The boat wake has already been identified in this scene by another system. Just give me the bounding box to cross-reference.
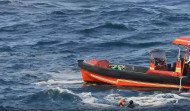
[35,79,83,85]
[105,92,190,108]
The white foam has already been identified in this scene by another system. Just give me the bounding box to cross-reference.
[56,87,97,104]
[20,70,42,75]
[52,87,112,108]
[129,93,180,107]
[105,92,190,108]
[178,92,190,99]
[104,93,121,103]
[35,79,83,85]
[80,92,97,103]
[53,87,75,95]
[45,69,82,80]
[79,92,112,107]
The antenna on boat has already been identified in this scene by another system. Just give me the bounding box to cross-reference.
[177,45,180,61]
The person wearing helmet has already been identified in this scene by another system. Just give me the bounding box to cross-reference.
[119,99,126,107]
[127,100,135,108]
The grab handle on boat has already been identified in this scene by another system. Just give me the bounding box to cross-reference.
[179,76,186,91]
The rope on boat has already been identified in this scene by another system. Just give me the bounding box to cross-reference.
[179,76,185,91]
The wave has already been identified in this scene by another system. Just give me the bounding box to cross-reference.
[152,6,190,22]
[0,0,11,4]
[81,23,136,33]
[57,87,112,107]
[58,49,75,54]
[164,13,190,22]
[51,10,67,16]
[38,69,82,80]
[99,23,133,30]
[96,41,165,48]
[27,87,112,108]
[0,46,12,52]
[0,105,24,111]
[54,87,98,104]
[0,78,15,85]
[0,23,35,33]
[103,7,155,16]
[34,40,61,46]
[57,41,79,47]
[74,40,166,54]
[105,92,190,108]
[150,19,170,26]
[0,11,17,15]
[35,79,83,85]
[51,9,94,18]
[129,93,182,107]
[31,2,56,8]
[28,87,81,103]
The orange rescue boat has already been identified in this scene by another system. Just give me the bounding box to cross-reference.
[78,37,190,90]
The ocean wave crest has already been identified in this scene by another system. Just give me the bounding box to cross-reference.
[28,87,81,102]
[35,79,83,85]
[34,40,61,46]
[81,23,136,33]
[0,46,12,52]
[105,92,190,108]
[96,41,165,48]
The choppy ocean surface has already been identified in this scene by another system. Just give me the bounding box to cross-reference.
[1,0,190,110]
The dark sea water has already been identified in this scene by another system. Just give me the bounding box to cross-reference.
[1,0,190,111]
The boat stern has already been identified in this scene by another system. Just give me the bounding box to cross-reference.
[78,58,110,83]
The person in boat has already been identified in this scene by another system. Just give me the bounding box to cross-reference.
[186,56,190,65]
[127,100,135,108]
[185,56,190,77]
[119,99,126,107]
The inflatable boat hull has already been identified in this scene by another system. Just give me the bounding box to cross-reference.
[78,60,190,89]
